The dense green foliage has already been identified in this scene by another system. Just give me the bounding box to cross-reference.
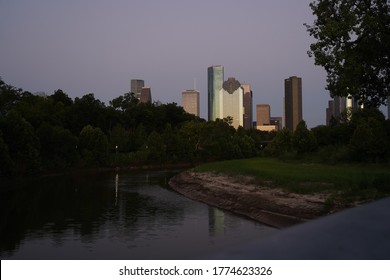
[1,78,389,177]
[305,0,390,107]
[0,79,271,176]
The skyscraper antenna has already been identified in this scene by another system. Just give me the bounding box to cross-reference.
[194,78,196,90]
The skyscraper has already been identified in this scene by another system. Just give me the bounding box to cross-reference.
[333,95,360,120]
[241,83,253,129]
[182,89,200,116]
[284,76,302,132]
[140,87,152,103]
[208,65,224,121]
[256,104,278,131]
[131,79,144,99]
[326,100,334,125]
[256,104,270,126]
[219,77,244,129]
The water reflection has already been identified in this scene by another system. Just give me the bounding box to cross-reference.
[0,170,277,259]
[115,173,119,206]
[209,208,225,237]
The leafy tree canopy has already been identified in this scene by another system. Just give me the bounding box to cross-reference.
[305,0,390,107]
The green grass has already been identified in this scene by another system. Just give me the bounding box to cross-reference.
[193,157,390,202]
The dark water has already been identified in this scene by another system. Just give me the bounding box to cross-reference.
[0,170,277,259]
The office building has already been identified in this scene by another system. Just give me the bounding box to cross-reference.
[219,77,244,129]
[131,79,144,99]
[270,117,282,131]
[326,100,334,125]
[284,76,302,132]
[140,87,152,103]
[208,65,224,121]
[256,104,271,126]
[241,83,253,129]
[182,89,200,116]
[256,104,279,131]
[333,96,345,118]
[333,95,360,120]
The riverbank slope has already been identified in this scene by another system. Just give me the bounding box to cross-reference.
[169,171,338,229]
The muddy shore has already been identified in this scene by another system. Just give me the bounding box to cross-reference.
[169,171,336,229]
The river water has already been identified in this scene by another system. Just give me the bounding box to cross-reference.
[0,170,277,259]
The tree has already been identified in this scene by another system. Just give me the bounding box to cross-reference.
[50,89,73,107]
[79,125,109,165]
[109,124,129,152]
[37,123,78,168]
[0,110,41,174]
[292,120,318,155]
[305,0,390,107]
[0,130,12,175]
[71,93,107,133]
[265,127,293,156]
[349,118,388,162]
[0,79,22,116]
[348,108,388,162]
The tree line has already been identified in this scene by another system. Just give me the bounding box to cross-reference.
[1,78,389,177]
[265,108,390,163]
[0,79,273,176]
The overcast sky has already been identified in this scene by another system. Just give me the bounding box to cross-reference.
[0,0,333,127]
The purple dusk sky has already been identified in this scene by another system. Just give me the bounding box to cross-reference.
[0,0,331,127]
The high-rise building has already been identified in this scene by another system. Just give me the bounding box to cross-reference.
[284,76,302,132]
[256,104,270,126]
[241,83,253,129]
[140,87,152,103]
[131,79,144,99]
[256,104,278,131]
[326,100,334,125]
[219,77,244,129]
[182,89,200,116]
[333,95,360,120]
[208,65,224,121]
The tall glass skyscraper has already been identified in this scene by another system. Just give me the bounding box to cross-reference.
[208,65,224,121]
[284,76,302,132]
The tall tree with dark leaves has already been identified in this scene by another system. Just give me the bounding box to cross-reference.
[305,0,390,107]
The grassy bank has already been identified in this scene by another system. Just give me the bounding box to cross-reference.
[194,157,390,205]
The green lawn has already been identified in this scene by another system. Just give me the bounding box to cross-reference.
[194,157,390,202]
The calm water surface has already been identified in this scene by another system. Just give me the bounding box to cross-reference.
[0,170,277,259]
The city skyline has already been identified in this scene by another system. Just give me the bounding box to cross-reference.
[2,0,387,128]
[0,0,331,128]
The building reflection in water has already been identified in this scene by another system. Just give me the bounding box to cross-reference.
[208,207,225,237]
[115,173,119,206]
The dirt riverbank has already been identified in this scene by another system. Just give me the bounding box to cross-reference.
[169,171,340,229]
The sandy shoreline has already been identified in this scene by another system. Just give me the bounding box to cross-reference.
[169,171,336,229]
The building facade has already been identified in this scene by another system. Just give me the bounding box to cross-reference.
[326,100,334,125]
[182,89,200,116]
[241,83,253,129]
[140,87,152,103]
[218,77,244,129]
[284,76,302,132]
[333,95,361,120]
[208,65,224,121]
[270,117,282,131]
[131,79,144,99]
[256,104,279,131]
[256,104,271,126]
